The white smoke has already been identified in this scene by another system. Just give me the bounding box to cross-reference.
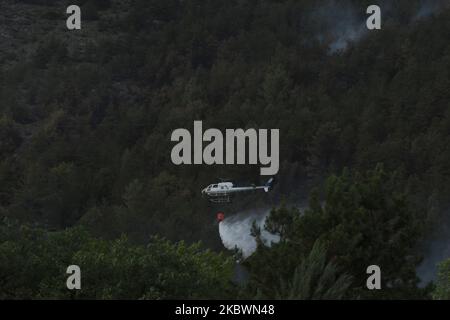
[313,0,450,54]
[219,208,280,259]
[417,211,450,286]
[417,238,450,286]
[328,26,366,53]
[415,0,450,20]
[309,0,367,54]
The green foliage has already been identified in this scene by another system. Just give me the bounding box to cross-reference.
[1,0,450,300]
[33,37,68,68]
[0,116,22,157]
[245,166,426,299]
[270,240,352,300]
[0,219,234,299]
[2,0,450,246]
[433,258,450,300]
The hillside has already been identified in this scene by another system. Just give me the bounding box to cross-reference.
[1,0,450,299]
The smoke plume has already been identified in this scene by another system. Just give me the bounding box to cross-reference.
[310,0,450,54]
[308,0,367,53]
[218,208,280,259]
[417,212,450,285]
[415,0,450,20]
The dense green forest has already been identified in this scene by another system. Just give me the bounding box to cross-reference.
[0,219,234,299]
[1,0,450,299]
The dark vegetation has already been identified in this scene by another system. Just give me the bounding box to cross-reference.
[1,0,450,299]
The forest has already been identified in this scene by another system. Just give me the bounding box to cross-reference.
[1,0,450,299]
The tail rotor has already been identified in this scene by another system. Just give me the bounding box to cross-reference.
[263,177,275,192]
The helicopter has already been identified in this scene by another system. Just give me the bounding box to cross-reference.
[201,178,274,204]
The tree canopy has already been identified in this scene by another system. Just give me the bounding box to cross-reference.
[0,219,234,299]
[0,0,449,299]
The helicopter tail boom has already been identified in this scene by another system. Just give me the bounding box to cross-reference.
[263,177,274,192]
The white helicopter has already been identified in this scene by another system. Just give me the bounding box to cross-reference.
[201,178,275,203]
